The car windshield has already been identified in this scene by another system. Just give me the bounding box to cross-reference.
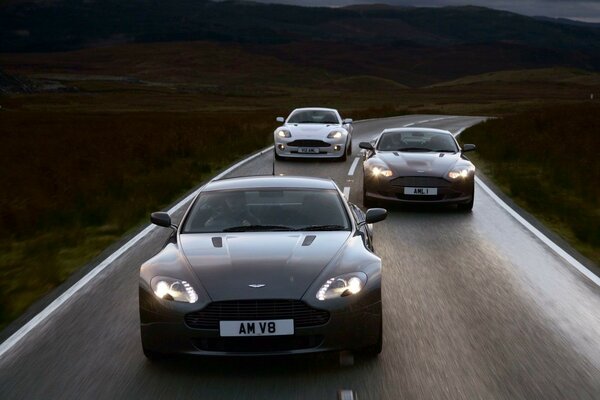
[182,188,351,233]
[287,110,340,124]
[376,131,458,152]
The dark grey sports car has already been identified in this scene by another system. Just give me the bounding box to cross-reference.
[139,176,387,359]
[360,128,476,211]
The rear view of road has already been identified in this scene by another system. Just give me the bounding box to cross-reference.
[1,115,599,399]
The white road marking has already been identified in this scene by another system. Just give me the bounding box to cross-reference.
[452,128,600,287]
[338,389,356,400]
[475,178,600,287]
[348,157,360,176]
[0,146,274,359]
[403,116,456,128]
[343,187,351,200]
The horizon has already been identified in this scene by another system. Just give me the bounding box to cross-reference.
[243,0,600,23]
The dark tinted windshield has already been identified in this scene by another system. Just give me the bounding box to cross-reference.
[377,131,458,152]
[182,189,351,233]
[287,110,340,124]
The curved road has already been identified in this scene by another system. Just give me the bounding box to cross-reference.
[1,115,600,399]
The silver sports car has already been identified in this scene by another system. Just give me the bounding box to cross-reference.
[273,107,353,161]
[360,128,476,211]
[139,176,387,359]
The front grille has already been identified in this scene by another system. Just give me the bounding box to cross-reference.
[192,335,324,352]
[391,176,451,188]
[287,140,331,147]
[184,300,330,330]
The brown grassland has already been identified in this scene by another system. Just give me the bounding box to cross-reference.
[1,41,599,330]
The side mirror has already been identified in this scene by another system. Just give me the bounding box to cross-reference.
[365,208,387,224]
[151,212,172,228]
[343,118,353,124]
[462,144,476,152]
[276,117,285,123]
[359,142,374,151]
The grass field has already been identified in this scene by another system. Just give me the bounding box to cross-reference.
[1,41,599,331]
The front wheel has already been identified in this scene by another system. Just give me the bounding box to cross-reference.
[363,186,375,208]
[274,148,283,161]
[142,346,168,362]
[457,187,474,212]
[361,317,382,357]
[346,139,352,156]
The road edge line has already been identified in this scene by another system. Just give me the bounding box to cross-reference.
[454,127,600,287]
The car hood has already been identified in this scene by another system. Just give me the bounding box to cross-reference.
[283,123,344,139]
[375,151,460,176]
[180,232,351,301]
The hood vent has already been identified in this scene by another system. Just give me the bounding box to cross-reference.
[302,235,316,246]
[212,237,223,248]
[439,153,445,158]
[393,152,399,156]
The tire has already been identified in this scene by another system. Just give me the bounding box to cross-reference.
[362,317,382,357]
[457,187,474,212]
[346,139,352,156]
[274,148,283,161]
[142,346,168,362]
[363,186,375,208]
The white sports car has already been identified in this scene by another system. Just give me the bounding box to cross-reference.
[274,107,353,161]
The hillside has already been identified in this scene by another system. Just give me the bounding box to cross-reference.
[1,1,600,86]
[428,68,600,88]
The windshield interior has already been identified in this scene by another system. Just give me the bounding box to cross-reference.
[287,110,339,124]
[182,189,351,233]
[377,131,458,152]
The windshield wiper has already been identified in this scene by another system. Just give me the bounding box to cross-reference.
[432,149,457,153]
[222,225,293,232]
[295,224,347,231]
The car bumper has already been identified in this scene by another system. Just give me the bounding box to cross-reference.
[364,174,474,205]
[140,287,381,356]
[274,138,347,159]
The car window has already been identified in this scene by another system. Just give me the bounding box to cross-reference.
[182,189,351,233]
[377,131,458,152]
[287,110,339,124]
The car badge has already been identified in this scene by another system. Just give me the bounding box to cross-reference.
[248,284,266,288]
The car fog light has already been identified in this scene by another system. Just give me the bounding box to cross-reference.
[334,145,341,151]
[278,144,285,150]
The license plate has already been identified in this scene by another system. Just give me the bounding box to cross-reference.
[404,187,438,195]
[298,147,319,154]
[219,319,294,337]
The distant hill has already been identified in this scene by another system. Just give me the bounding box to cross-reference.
[1,0,600,85]
[428,67,600,88]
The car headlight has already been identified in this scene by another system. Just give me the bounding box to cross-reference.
[327,131,343,139]
[276,129,291,138]
[151,276,198,303]
[448,165,475,179]
[316,272,367,301]
[371,166,393,178]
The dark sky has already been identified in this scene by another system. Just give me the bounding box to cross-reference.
[249,0,600,22]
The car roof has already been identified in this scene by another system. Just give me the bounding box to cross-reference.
[290,107,339,113]
[380,127,453,135]
[204,176,339,192]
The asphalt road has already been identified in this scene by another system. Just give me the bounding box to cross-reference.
[1,115,599,399]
